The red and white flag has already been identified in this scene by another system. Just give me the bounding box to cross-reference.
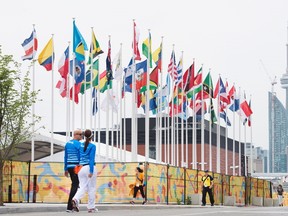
[21,28,38,61]
[133,21,141,61]
[240,100,253,118]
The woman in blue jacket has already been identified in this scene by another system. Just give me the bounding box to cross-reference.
[72,129,97,213]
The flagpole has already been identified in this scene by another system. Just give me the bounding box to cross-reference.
[50,34,55,158]
[250,95,253,175]
[31,24,36,162]
[66,42,71,141]
[145,29,151,162]
[232,84,236,176]
[216,74,221,173]
[244,112,247,176]
[159,37,163,163]
[97,56,101,159]
[90,27,94,130]
[180,51,184,167]
[123,78,127,162]
[207,70,212,171]
[106,35,111,161]
[238,88,242,176]
[118,43,123,162]
[132,19,137,162]
[225,80,229,175]
[111,94,114,160]
[72,18,76,133]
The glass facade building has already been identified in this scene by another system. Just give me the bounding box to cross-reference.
[268,92,288,173]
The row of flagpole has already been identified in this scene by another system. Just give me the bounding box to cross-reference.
[21,19,254,175]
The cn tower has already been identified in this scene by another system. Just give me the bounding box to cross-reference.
[280,26,288,109]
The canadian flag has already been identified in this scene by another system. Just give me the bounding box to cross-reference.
[56,77,67,98]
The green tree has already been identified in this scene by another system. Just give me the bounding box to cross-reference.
[0,46,39,206]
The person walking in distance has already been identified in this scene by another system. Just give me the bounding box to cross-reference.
[130,167,147,205]
[72,129,97,213]
[64,129,82,212]
[277,184,284,206]
[201,170,214,206]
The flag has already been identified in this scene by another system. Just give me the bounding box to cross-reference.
[73,20,88,61]
[56,77,67,98]
[141,90,157,112]
[240,100,253,119]
[88,30,103,64]
[80,60,99,94]
[228,84,236,101]
[214,76,229,104]
[220,109,231,126]
[106,38,113,86]
[209,98,217,124]
[229,92,240,112]
[56,47,69,98]
[124,58,134,85]
[58,46,69,78]
[69,82,81,104]
[133,21,141,61]
[148,65,159,90]
[248,99,252,126]
[152,42,162,71]
[139,63,159,93]
[21,28,38,61]
[112,48,123,81]
[175,55,183,86]
[186,66,202,99]
[135,60,148,91]
[70,59,85,84]
[101,90,119,113]
[183,62,194,92]
[203,72,213,99]
[155,74,171,98]
[177,100,189,120]
[92,88,98,115]
[177,62,194,92]
[167,50,177,81]
[142,32,152,68]
[99,70,112,93]
[38,37,54,71]
[189,98,207,121]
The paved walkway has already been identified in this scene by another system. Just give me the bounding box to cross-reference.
[0,203,223,214]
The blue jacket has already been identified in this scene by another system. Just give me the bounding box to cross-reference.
[64,139,81,171]
[79,142,96,174]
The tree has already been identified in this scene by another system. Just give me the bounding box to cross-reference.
[0,46,39,206]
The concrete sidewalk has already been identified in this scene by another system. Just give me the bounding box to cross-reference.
[0,203,217,214]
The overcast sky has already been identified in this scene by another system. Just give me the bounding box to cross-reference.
[1,0,288,150]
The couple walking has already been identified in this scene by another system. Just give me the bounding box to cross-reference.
[64,129,97,213]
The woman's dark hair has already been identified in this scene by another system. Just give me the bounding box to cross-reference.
[136,167,143,173]
[84,129,93,152]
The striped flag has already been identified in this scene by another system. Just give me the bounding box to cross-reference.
[21,28,38,61]
[167,50,177,81]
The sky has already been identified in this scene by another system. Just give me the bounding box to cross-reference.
[1,0,288,150]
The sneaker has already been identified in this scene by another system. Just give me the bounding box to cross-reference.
[88,208,98,213]
[142,200,147,205]
[211,204,214,206]
[72,199,79,212]
[201,204,206,206]
[130,201,135,205]
[66,210,74,213]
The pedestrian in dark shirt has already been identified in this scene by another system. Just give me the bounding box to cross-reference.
[201,170,214,206]
[277,184,284,206]
[64,129,82,212]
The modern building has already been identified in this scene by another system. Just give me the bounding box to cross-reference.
[268,92,288,173]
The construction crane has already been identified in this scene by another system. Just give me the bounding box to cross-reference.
[260,59,277,173]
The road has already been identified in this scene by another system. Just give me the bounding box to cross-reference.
[1,206,287,216]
